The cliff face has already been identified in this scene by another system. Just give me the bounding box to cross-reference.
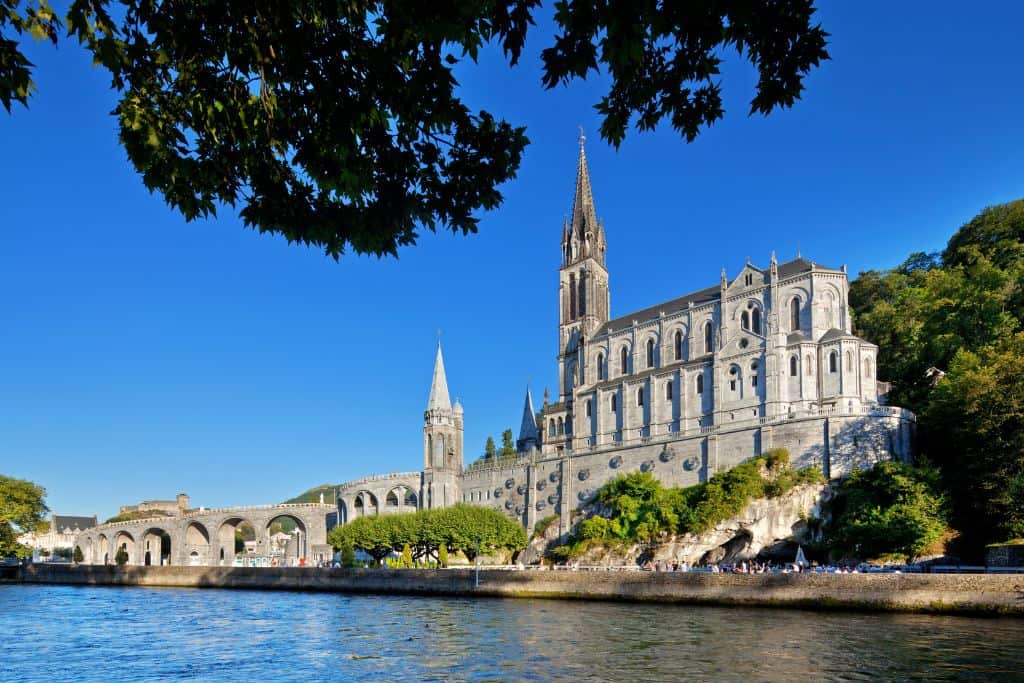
[541,483,830,567]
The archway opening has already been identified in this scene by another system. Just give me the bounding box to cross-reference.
[142,528,172,566]
[218,518,256,566]
[185,522,211,566]
[267,515,307,565]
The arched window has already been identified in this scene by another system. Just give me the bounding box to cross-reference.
[846,350,853,372]
[557,417,564,435]
[674,331,683,360]
[829,351,838,373]
[704,322,713,354]
[620,346,629,375]
[750,361,759,387]
[729,366,738,392]
[569,273,577,319]
[791,297,801,331]
[790,355,798,376]
[826,291,836,328]
[741,311,750,330]
[752,308,761,334]
[696,374,704,394]
[666,380,673,401]
[578,273,587,316]
[863,358,872,377]
[806,354,815,376]
[610,394,617,413]
[548,419,556,437]
[586,399,592,417]
[597,352,605,381]
[646,339,655,368]
[637,387,644,407]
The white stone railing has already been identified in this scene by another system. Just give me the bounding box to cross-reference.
[337,471,422,490]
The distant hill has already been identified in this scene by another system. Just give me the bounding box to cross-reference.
[104,510,174,524]
[283,484,338,505]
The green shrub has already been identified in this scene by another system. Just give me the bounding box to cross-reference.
[438,543,448,567]
[114,548,128,566]
[533,514,559,538]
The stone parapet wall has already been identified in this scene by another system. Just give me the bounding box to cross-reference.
[15,565,1024,616]
[986,544,1024,567]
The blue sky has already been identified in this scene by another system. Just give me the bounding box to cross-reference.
[2,2,1022,521]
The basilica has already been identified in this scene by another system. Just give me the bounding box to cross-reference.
[334,141,915,536]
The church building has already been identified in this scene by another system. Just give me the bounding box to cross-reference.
[334,139,915,535]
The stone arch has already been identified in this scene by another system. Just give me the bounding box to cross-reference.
[266,514,307,562]
[142,526,172,566]
[184,521,211,566]
[97,533,110,565]
[671,326,686,361]
[644,334,658,368]
[218,517,256,566]
[112,530,136,566]
[353,491,378,517]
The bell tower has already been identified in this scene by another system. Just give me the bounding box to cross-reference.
[422,342,462,508]
[558,132,610,401]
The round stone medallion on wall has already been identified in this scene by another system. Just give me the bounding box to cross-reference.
[515,505,525,515]
[536,501,546,511]
[577,490,592,502]
[505,500,514,510]
[609,455,623,469]
[659,446,676,463]
[536,480,546,491]
[683,455,700,471]
[493,488,503,498]
[578,469,590,481]
[549,471,560,483]
[547,493,558,505]
[505,478,514,489]
[640,460,655,473]
[516,484,527,495]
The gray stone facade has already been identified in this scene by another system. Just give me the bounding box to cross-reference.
[333,139,915,534]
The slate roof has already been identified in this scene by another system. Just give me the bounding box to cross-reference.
[53,515,97,532]
[594,258,838,338]
[517,386,539,443]
[819,328,863,343]
[426,343,451,411]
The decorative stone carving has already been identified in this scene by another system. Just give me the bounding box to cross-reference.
[505,478,514,489]
[659,446,676,463]
[683,455,700,471]
[641,460,655,473]
[578,469,590,481]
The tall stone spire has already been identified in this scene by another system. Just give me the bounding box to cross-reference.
[516,385,539,452]
[569,130,599,244]
[426,342,451,412]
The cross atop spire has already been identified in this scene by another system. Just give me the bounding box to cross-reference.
[426,342,451,412]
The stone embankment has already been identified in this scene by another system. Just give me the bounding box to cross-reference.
[8,564,1024,616]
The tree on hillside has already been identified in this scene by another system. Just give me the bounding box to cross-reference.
[0,474,48,558]
[3,0,828,258]
[500,429,515,457]
[484,436,496,460]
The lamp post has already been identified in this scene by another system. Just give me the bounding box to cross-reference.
[475,536,481,588]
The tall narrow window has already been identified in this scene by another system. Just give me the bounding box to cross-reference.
[557,417,564,435]
[597,353,605,380]
[791,297,801,331]
[829,351,838,373]
[674,331,683,360]
[807,354,814,376]
[621,346,629,375]
[752,308,761,334]
[790,355,798,377]
[704,322,713,354]
[578,272,586,316]
[741,311,750,330]
[666,380,673,401]
[549,419,556,437]
[569,273,577,319]
[586,399,592,417]
[864,358,872,377]
[696,374,704,394]
[611,394,617,413]
[646,339,655,368]
[846,351,853,372]
[637,388,644,407]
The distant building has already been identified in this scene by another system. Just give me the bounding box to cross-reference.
[118,493,190,517]
[19,514,97,552]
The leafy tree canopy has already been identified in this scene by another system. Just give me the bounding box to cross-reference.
[328,503,526,562]
[3,0,828,258]
[823,461,948,561]
[849,198,1024,557]
[0,474,48,558]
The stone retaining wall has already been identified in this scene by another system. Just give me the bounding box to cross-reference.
[14,564,1024,615]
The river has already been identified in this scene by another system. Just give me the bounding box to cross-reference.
[3,584,1023,681]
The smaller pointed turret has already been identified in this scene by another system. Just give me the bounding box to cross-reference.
[516,385,540,452]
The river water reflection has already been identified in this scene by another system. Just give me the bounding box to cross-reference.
[3,584,1023,681]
